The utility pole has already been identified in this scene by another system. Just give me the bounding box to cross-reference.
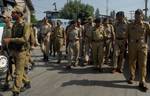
[129,11,134,20]
[53,2,57,11]
[106,0,109,16]
[144,0,148,20]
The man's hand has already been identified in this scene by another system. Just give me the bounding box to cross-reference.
[4,38,11,44]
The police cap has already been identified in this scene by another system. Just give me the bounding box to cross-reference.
[94,18,101,23]
[135,9,143,15]
[116,11,125,17]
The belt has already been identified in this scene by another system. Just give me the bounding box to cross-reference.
[116,37,126,40]
[57,36,63,38]
[129,39,145,43]
[69,39,79,42]
[92,40,103,42]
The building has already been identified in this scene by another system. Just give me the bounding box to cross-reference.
[44,11,60,20]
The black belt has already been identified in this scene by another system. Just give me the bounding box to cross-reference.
[129,39,145,43]
[92,40,103,42]
[116,37,126,40]
[69,39,79,42]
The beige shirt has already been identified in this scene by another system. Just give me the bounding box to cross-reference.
[127,21,150,42]
[114,22,128,39]
[92,25,105,41]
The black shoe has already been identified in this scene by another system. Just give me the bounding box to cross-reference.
[20,87,26,92]
[24,82,31,89]
[13,92,19,96]
[98,68,103,73]
[116,69,123,73]
[20,82,31,92]
[127,79,134,84]
[3,83,10,91]
[65,65,71,70]
[57,60,61,64]
[139,83,148,92]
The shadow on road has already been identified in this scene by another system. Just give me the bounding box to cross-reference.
[61,79,138,89]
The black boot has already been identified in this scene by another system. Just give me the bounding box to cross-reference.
[139,82,148,92]
[12,92,19,96]
[43,54,46,61]
[20,82,31,92]
[3,83,10,91]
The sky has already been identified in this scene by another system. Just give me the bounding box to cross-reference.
[32,0,150,20]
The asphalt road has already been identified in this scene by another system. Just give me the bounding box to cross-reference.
[0,47,150,96]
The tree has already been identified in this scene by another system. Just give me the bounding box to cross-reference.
[60,0,94,20]
[95,8,100,18]
[31,14,37,24]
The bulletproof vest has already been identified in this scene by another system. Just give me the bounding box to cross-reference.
[11,22,25,51]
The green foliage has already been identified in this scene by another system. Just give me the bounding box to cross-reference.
[95,8,100,18]
[31,14,37,24]
[60,0,94,20]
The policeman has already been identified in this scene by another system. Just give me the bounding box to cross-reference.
[76,19,84,65]
[2,12,14,91]
[49,21,56,56]
[127,9,150,92]
[103,18,115,65]
[66,20,80,69]
[25,24,35,70]
[4,6,31,96]
[83,16,95,65]
[53,20,65,63]
[112,11,127,73]
[40,17,51,61]
[91,18,105,72]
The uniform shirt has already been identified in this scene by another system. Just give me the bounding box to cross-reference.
[2,24,12,49]
[127,21,150,42]
[92,25,105,41]
[54,26,65,38]
[68,27,80,41]
[10,21,31,51]
[104,24,115,39]
[3,25,12,38]
[40,23,51,36]
[84,23,95,38]
[114,21,128,39]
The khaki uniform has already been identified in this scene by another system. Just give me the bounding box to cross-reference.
[49,27,56,56]
[67,27,80,66]
[83,23,94,63]
[78,25,84,62]
[54,26,65,62]
[113,21,127,71]
[103,24,115,64]
[40,23,51,60]
[91,25,105,68]
[2,24,15,85]
[127,21,150,83]
[26,26,35,68]
[10,21,31,93]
